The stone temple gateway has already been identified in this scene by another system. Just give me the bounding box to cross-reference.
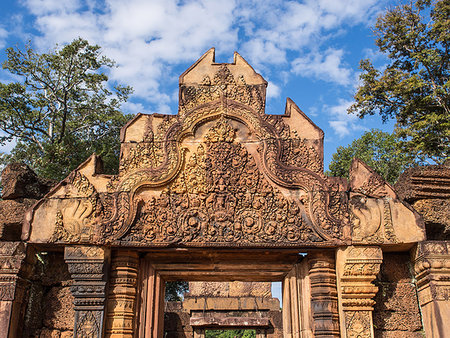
[0,49,448,337]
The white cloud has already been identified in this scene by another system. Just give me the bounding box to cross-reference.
[0,27,7,49]
[325,99,365,137]
[3,0,384,115]
[266,81,281,99]
[292,49,352,85]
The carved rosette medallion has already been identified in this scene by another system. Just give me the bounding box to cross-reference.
[338,246,383,338]
[64,246,110,338]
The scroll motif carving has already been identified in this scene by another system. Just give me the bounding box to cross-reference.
[122,118,322,245]
[52,171,99,243]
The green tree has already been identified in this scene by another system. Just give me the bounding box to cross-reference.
[165,281,189,301]
[0,38,132,179]
[205,329,256,338]
[349,0,449,164]
[327,129,413,184]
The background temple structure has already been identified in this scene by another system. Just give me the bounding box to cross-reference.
[0,48,448,337]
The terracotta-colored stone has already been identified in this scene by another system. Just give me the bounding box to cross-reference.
[395,164,450,202]
[0,198,35,240]
[1,162,54,200]
[42,287,74,331]
[378,253,412,284]
[38,328,61,338]
[8,49,447,338]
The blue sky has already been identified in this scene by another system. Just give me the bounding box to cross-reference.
[0,0,400,168]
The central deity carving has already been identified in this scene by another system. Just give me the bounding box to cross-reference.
[123,118,322,245]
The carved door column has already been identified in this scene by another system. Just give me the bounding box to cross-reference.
[0,242,33,338]
[64,246,110,338]
[105,251,139,337]
[138,258,165,337]
[336,246,382,338]
[282,261,313,338]
[308,252,339,337]
[414,241,450,337]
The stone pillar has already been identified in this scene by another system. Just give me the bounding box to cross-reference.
[336,246,382,338]
[414,241,450,338]
[64,245,110,338]
[138,259,165,338]
[282,261,313,338]
[308,252,339,337]
[105,251,139,338]
[0,242,32,338]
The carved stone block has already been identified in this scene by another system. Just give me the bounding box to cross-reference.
[64,246,110,338]
[413,241,450,337]
[337,246,383,338]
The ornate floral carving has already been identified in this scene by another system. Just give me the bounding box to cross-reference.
[179,65,265,114]
[122,118,322,245]
[76,310,101,337]
[344,311,371,338]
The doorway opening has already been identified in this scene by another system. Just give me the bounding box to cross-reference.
[205,329,256,337]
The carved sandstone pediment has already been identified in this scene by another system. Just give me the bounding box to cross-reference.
[23,49,424,248]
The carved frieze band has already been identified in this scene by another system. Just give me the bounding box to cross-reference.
[338,246,383,338]
[308,252,340,337]
[64,246,110,338]
[0,242,27,301]
[414,241,450,306]
[105,251,139,337]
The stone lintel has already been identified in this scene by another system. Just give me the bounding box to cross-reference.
[183,296,280,311]
[190,316,270,328]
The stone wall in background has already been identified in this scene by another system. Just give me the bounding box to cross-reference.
[395,163,450,240]
[165,281,282,338]
[373,253,423,337]
[23,252,74,337]
[0,163,71,337]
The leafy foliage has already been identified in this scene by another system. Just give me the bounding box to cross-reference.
[0,38,133,179]
[349,0,449,164]
[205,329,256,338]
[165,281,189,301]
[327,129,413,184]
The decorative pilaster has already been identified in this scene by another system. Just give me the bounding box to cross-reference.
[414,241,450,337]
[308,252,340,337]
[282,261,313,337]
[0,241,32,338]
[138,259,165,337]
[336,246,383,338]
[105,251,139,337]
[65,246,110,338]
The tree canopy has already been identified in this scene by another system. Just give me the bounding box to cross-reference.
[349,0,449,164]
[327,129,413,184]
[0,38,132,179]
